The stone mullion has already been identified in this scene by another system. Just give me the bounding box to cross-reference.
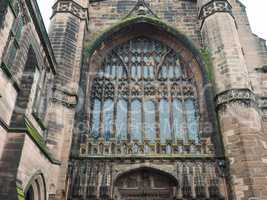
[112,89,117,140]
[128,41,133,143]
[180,76,188,143]
[127,97,131,142]
[141,48,145,143]
[112,66,119,140]
[141,95,145,143]
[191,164,196,198]
[155,96,160,140]
[99,96,104,139]
[168,80,175,144]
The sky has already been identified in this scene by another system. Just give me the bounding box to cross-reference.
[37,0,267,42]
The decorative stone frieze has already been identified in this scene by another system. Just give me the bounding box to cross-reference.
[215,89,256,109]
[199,0,232,20]
[52,0,88,20]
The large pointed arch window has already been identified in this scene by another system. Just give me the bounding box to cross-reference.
[90,37,199,147]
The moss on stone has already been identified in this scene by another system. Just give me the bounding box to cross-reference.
[84,16,200,58]
[16,185,25,200]
[25,119,60,165]
[200,48,214,82]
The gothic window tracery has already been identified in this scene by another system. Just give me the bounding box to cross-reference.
[90,37,199,149]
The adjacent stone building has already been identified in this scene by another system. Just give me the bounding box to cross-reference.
[0,0,267,199]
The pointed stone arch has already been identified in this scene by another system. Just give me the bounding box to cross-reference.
[24,171,47,200]
[85,16,209,86]
[81,16,223,156]
[113,166,178,200]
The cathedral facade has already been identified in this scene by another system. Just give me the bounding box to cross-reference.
[1,0,267,199]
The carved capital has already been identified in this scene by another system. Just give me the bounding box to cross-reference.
[215,89,256,109]
[52,0,88,20]
[199,0,232,20]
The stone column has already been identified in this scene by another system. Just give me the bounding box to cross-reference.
[46,0,88,199]
[198,0,267,199]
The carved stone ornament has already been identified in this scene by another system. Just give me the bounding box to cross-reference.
[52,86,78,108]
[126,0,158,18]
[215,89,256,108]
[199,0,232,20]
[52,0,88,20]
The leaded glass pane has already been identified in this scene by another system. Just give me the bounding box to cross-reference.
[160,99,171,143]
[103,99,113,141]
[185,99,198,142]
[131,100,142,141]
[173,99,183,141]
[144,100,156,142]
[116,99,128,140]
[91,99,101,138]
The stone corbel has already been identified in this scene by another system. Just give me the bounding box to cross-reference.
[52,86,78,108]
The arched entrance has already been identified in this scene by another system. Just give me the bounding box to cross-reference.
[25,186,34,200]
[24,173,46,200]
[114,167,178,200]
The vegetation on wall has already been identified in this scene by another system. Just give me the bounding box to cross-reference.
[200,48,214,82]
[25,119,60,165]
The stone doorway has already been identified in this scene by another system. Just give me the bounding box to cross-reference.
[114,168,177,200]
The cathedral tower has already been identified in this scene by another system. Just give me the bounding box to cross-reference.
[198,0,267,199]
[47,0,88,198]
